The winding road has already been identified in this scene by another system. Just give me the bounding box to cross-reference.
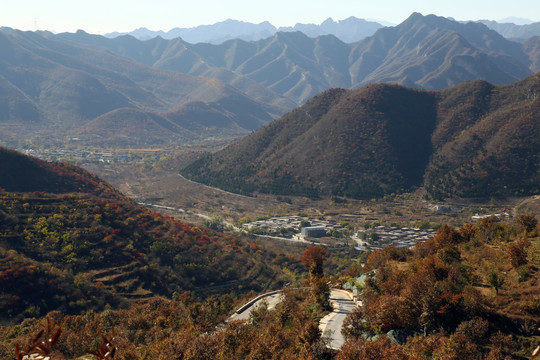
[227,289,356,349]
[228,291,285,322]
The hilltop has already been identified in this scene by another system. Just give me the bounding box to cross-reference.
[0,147,122,199]
[182,73,540,200]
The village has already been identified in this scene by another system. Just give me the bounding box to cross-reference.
[21,147,136,163]
[242,215,437,250]
[20,147,161,164]
[242,215,343,234]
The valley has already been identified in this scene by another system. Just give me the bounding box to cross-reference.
[76,146,531,233]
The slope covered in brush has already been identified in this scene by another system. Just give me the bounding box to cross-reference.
[0,149,292,323]
[345,216,540,359]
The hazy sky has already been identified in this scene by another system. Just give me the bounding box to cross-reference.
[3,0,539,34]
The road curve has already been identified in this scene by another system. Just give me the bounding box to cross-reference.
[228,291,285,322]
[226,288,357,350]
[319,289,356,349]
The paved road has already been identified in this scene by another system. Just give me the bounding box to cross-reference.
[137,202,242,231]
[319,289,356,349]
[253,234,317,245]
[228,292,285,322]
[177,174,254,200]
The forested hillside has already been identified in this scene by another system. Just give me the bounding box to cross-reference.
[339,216,540,359]
[182,73,540,200]
[0,147,121,199]
[426,75,540,198]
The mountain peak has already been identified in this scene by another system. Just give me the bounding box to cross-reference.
[406,12,426,21]
[401,12,452,27]
[321,18,336,26]
[274,30,309,40]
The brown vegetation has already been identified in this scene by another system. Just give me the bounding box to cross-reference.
[341,217,540,359]
[1,289,334,360]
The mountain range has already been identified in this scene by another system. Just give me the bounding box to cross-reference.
[181,72,540,200]
[104,16,540,45]
[1,13,539,147]
[57,13,540,104]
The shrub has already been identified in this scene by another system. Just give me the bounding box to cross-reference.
[508,239,529,268]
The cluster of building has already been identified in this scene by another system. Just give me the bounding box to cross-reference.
[354,226,437,250]
[242,216,344,237]
[471,210,511,222]
[21,148,136,164]
[243,216,439,249]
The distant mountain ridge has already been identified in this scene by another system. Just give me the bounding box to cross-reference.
[478,20,540,41]
[279,17,384,43]
[105,17,384,44]
[104,16,540,46]
[181,73,540,200]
